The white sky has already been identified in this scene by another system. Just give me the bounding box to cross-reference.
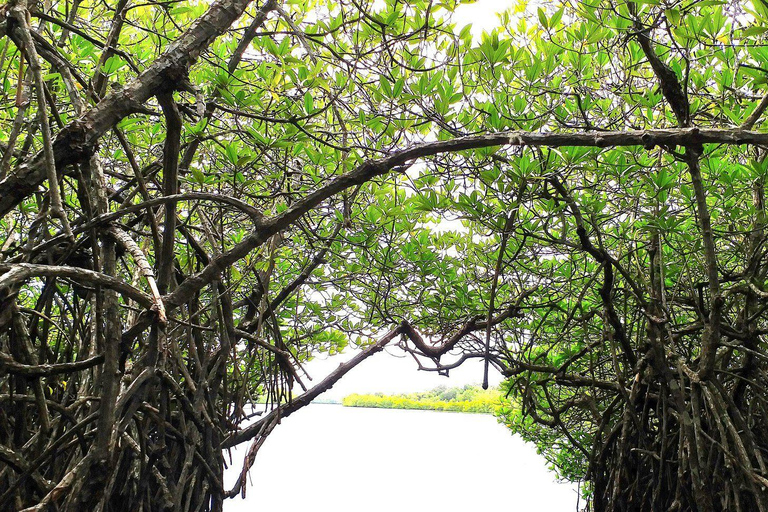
[301,345,503,400]
[454,0,513,39]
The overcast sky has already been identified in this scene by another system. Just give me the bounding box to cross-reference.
[455,0,510,39]
[300,344,503,400]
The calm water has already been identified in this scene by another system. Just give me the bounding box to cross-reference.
[223,405,579,511]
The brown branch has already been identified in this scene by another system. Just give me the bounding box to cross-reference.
[400,289,533,359]
[484,182,525,388]
[549,176,637,367]
[156,91,182,295]
[0,352,104,377]
[0,79,28,179]
[631,5,690,127]
[687,149,722,380]
[0,444,53,494]
[165,126,763,312]
[229,0,278,73]
[8,1,72,236]
[742,92,768,130]
[90,0,130,100]
[502,361,622,392]
[222,323,404,448]
[0,263,153,308]
[108,226,166,324]
[0,0,265,217]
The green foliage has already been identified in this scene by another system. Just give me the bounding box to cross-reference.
[4,0,768,509]
[496,382,590,482]
[342,385,504,414]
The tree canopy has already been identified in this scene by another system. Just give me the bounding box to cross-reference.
[1,0,768,510]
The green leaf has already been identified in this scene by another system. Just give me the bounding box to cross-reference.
[304,91,314,113]
[537,8,548,30]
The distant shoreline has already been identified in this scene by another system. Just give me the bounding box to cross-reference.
[341,386,502,414]
[342,402,493,414]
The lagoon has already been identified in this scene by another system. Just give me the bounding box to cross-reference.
[223,404,579,511]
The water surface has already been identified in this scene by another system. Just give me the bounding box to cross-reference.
[223,404,579,511]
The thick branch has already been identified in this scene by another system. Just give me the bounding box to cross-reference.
[400,290,532,359]
[222,324,404,448]
[631,7,690,127]
[0,0,274,217]
[0,263,153,308]
[108,226,166,324]
[164,127,767,311]
[687,149,721,380]
[0,352,104,377]
[9,1,71,234]
[156,92,182,295]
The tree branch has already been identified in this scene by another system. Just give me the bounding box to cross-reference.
[0,0,270,217]
[222,323,405,448]
[0,263,153,308]
[0,352,104,377]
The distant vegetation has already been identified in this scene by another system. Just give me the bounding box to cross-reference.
[342,385,502,414]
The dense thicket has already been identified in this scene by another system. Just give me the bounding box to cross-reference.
[1,0,768,510]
